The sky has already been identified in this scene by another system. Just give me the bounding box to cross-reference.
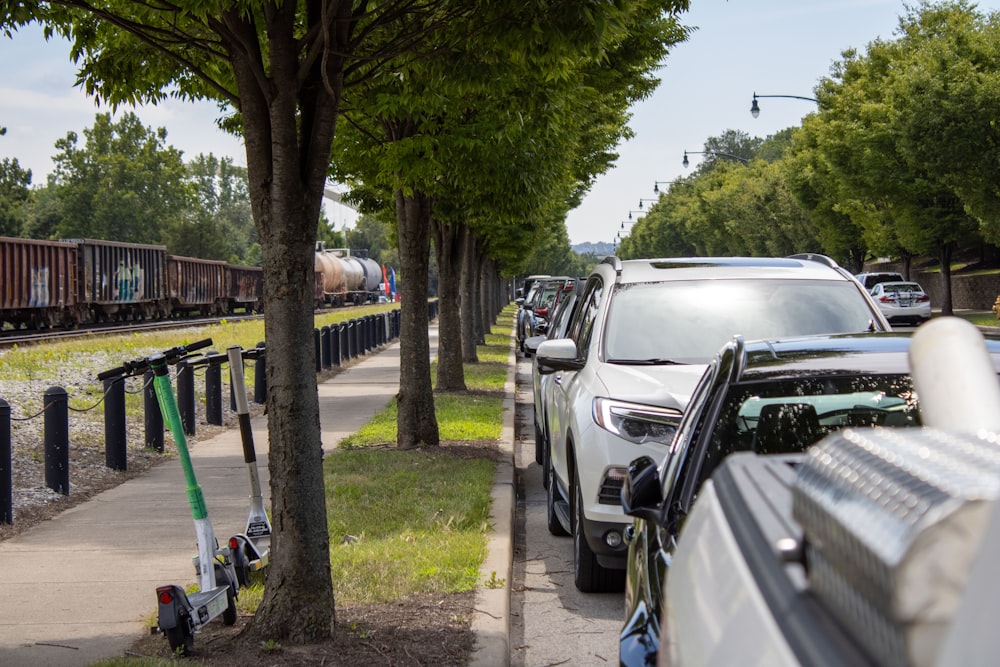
[3,1,1000,245]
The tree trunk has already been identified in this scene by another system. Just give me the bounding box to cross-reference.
[473,237,487,345]
[223,6,341,642]
[939,243,954,316]
[396,189,439,448]
[433,219,467,389]
[460,228,479,363]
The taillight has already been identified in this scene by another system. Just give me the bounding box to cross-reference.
[229,536,240,550]
[537,307,548,318]
[916,295,930,302]
[879,296,893,303]
[158,588,174,605]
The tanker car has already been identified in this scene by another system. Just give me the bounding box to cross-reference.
[314,245,387,306]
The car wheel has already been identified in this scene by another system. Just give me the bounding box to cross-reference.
[546,460,569,537]
[573,468,625,593]
[534,420,545,465]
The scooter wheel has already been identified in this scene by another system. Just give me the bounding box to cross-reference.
[215,563,239,626]
[164,624,194,655]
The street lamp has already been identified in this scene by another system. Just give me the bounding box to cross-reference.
[627,210,644,221]
[750,92,819,118]
[654,179,692,194]
[638,198,657,209]
[683,150,749,168]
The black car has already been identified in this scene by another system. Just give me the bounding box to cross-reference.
[618,331,1000,667]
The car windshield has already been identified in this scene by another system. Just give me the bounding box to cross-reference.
[603,279,878,363]
[692,374,919,494]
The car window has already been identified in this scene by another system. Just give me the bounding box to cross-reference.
[680,373,919,513]
[602,279,879,363]
[568,278,604,360]
[882,283,922,293]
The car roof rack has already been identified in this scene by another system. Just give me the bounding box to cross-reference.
[601,255,623,276]
[787,253,841,269]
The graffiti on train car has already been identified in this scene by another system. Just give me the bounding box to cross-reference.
[29,267,50,307]
[112,259,146,302]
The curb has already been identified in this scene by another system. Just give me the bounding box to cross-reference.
[469,320,517,666]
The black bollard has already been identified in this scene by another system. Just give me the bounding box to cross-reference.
[44,386,69,496]
[254,343,267,404]
[1,399,11,524]
[347,320,356,359]
[144,370,164,452]
[340,322,350,361]
[103,376,127,471]
[314,328,322,373]
[332,323,342,366]
[177,359,196,436]
[205,351,224,426]
[321,325,332,369]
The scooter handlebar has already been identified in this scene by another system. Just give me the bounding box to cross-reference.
[97,338,214,381]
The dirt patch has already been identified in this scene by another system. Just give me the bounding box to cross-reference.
[125,591,476,666]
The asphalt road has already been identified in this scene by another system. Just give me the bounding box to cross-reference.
[509,355,623,666]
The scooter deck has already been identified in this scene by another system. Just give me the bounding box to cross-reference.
[187,585,231,628]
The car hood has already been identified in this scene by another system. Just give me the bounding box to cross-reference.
[595,362,708,413]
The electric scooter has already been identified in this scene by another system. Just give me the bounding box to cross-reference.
[225,344,271,586]
[98,339,239,655]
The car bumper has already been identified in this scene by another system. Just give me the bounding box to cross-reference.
[877,302,931,322]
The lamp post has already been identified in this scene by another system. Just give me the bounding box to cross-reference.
[683,150,749,168]
[638,198,657,210]
[627,209,644,221]
[750,92,819,118]
[653,179,692,194]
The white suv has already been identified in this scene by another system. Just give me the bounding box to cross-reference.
[535,255,890,592]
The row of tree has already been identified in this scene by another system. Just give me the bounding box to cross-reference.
[619,0,1000,315]
[2,0,693,646]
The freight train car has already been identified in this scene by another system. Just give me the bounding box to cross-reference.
[70,238,170,322]
[313,245,388,306]
[225,264,264,313]
[0,236,79,329]
[167,255,227,316]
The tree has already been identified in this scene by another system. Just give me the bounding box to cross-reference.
[50,112,190,244]
[0,126,33,237]
[164,154,257,262]
[808,2,983,313]
[329,1,690,447]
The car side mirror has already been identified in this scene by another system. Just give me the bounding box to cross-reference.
[536,339,584,374]
[622,455,664,523]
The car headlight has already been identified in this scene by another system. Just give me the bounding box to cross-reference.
[592,398,681,445]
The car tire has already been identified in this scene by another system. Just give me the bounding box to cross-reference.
[534,420,545,465]
[546,460,569,537]
[573,468,625,593]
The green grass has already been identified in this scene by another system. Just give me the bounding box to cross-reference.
[324,447,494,604]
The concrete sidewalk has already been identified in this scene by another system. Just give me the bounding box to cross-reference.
[0,323,514,666]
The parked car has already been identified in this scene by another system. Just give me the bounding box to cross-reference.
[617,331,1000,666]
[524,278,586,467]
[870,280,931,324]
[535,255,891,592]
[518,276,572,354]
[854,270,904,290]
[526,277,578,342]
[515,278,546,351]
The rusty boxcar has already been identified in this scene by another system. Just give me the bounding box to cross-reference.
[0,236,80,328]
[167,255,227,315]
[67,238,170,322]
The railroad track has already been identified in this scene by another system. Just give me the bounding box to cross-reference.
[0,314,261,349]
